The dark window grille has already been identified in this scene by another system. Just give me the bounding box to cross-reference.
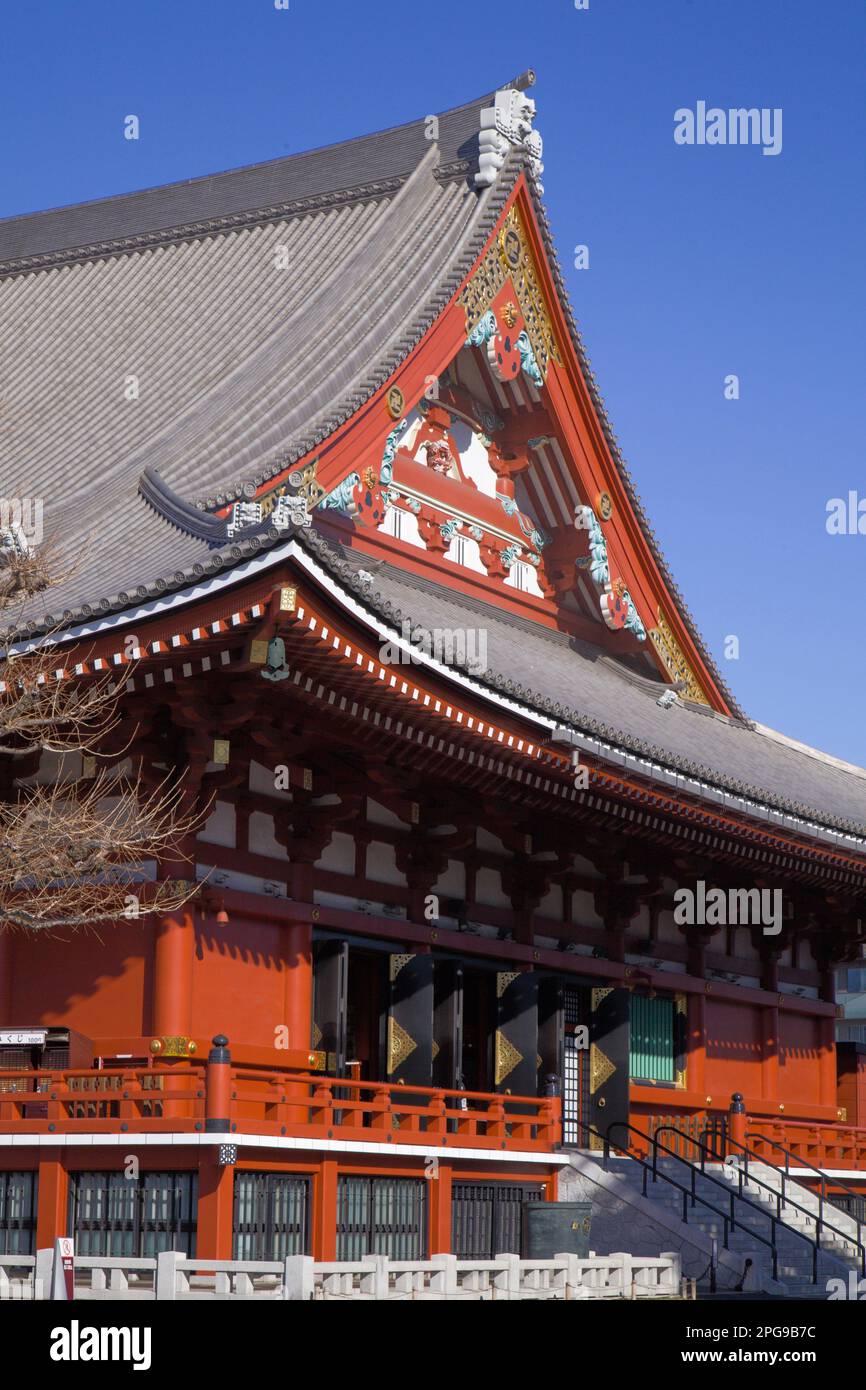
[43,1045,70,1070]
[822,1193,866,1224]
[336,1176,427,1261]
[0,1172,37,1255]
[563,986,589,1145]
[69,1171,197,1257]
[452,1182,545,1258]
[232,1173,311,1260]
[0,1048,30,1069]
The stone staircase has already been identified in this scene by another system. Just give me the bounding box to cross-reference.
[561,1149,863,1299]
[718,1159,865,1283]
[638,1156,862,1297]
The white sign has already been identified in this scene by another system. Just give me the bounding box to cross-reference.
[0,1030,46,1047]
[52,1237,75,1300]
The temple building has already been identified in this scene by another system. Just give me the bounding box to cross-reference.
[2,72,866,1270]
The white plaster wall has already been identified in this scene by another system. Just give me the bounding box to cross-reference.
[504,559,544,598]
[249,759,293,801]
[536,884,561,919]
[380,504,424,548]
[315,830,356,875]
[366,798,408,830]
[572,855,601,878]
[476,827,507,854]
[247,810,287,860]
[366,839,405,888]
[655,909,683,947]
[729,927,760,965]
[571,889,604,928]
[431,859,465,897]
[451,422,498,497]
[197,800,236,848]
[474,865,510,910]
[444,531,486,575]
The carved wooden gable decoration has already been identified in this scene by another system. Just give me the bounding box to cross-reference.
[217,180,725,713]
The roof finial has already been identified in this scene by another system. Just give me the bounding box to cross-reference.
[475,86,544,193]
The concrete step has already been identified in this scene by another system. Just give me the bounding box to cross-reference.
[566,1149,858,1297]
[623,1168,863,1255]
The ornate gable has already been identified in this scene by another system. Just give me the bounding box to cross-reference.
[212,176,723,711]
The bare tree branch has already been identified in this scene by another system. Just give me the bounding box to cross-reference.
[0,651,128,753]
[0,769,206,932]
[0,533,74,613]
[0,536,207,931]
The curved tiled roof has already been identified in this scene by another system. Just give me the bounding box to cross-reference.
[0,86,518,626]
[299,532,866,843]
[0,73,741,722]
[2,71,857,838]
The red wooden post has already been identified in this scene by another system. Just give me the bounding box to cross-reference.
[311,1079,334,1131]
[538,1096,560,1148]
[429,1159,452,1254]
[369,1084,391,1131]
[428,1091,447,1138]
[117,1070,138,1125]
[205,1035,232,1132]
[314,1158,338,1260]
[728,1092,747,1154]
[487,1097,506,1140]
[197,1156,235,1260]
[35,1151,68,1250]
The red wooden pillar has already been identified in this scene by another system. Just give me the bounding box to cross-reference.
[196,1157,235,1260]
[152,905,195,1038]
[761,1003,779,1105]
[686,938,710,1104]
[281,919,313,1124]
[282,921,313,1054]
[152,900,196,1121]
[35,1151,68,1249]
[314,1158,338,1260]
[688,991,706,1098]
[150,761,204,1042]
[429,1160,452,1254]
[819,1016,837,1108]
[818,965,838,1110]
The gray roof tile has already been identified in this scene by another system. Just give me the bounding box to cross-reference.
[3,75,855,841]
[315,540,866,838]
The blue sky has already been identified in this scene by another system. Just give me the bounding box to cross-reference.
[2,0,864,762]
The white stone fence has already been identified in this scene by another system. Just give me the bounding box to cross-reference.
[0,1250,684,1301]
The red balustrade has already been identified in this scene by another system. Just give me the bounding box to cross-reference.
[0,1066,560,1153]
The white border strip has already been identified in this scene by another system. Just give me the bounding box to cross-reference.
[0,1131,566,1165]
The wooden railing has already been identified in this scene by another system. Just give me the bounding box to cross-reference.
[632,1102,866,1172]
[0,1065,560,1153]
[747,1117,866,1170]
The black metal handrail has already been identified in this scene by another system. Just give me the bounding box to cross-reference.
[719,1130,866,1277]
[573,1117,780,1284]
[742,1130,866,1278]
[649,1125,826,1285]
[655,1125,853,1286]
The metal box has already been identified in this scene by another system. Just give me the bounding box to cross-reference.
[521,1200,592,1258]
